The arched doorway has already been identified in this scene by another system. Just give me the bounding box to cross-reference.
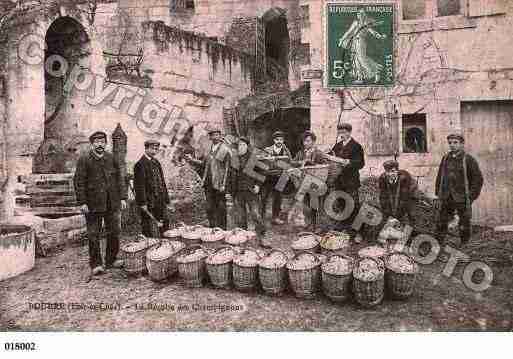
[35,17,91,174]
[45,17,90,140]
[262,8,289,82]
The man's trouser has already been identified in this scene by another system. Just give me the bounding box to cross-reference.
[260,179,283,220]
[437,195,472,244]
[234,191,265,236]
[204,185,227,230]
[140,203,169,238]
[303,192,320,228]
[85,209,121,269]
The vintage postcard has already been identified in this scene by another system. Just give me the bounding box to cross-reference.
[0,0,512,349]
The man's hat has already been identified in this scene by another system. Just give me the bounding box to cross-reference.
[383,160,399,171]
[89,131,107,143]
[144,139,160,148]
[337,123,353,132]
[272,130,285,139]
[447,133,465,143]
[238,136,251,145]
[303,130,317,142]
[206,124,222,135]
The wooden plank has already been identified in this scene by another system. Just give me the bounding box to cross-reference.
[30,195,78,207]
[24,173,74,183]
[26,185,74,194]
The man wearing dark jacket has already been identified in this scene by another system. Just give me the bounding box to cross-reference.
[328,123,365,234]
[133,140,171,237]
[435,133,483,246]
[232,137,267,245]
[74,131,127,276]
[378,160,420,223]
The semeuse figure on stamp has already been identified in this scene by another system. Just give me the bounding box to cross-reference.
[337,8,387,84]
[435,133,484,248]
[133,140,172,238]
[186,124,231,230]
[73,131,128,276]
[261,130,292,226]
[328,123,365,241]
[231,137,267,246]
[290,130,329,232]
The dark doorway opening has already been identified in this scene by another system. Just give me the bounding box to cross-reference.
[249,108,310,157]
[263,8,289,80]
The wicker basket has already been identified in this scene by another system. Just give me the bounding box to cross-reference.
[319,231,351,256]
[201,227,226,249]
[181,225,207,245]
[410,198,442,235]
[145,240,186,281]
[291,232,320,255]
[258,249,288,296]
[233,248,261,291]
[121,235,160,276]
[286,252,321,299]
[303,164,330,182]
[163,222,187,241]
[224,228,250,246]
[358,245,388,260]
[353,257,385,308]
[321,254,354,303]
[176,244,208,287]
[385,252,418,300]
[206,246,235,288]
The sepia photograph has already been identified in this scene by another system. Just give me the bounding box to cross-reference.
[0,0,511,355]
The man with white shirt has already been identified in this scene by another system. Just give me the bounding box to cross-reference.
[328,123,365,235]
[261,131,292,225]
[133,140,171,237]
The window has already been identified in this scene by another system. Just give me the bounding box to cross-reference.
[403,0,426,20]
[170,0,194,12]
[437,0,460,16]
[402,114,428,153]
[402,0,464,20]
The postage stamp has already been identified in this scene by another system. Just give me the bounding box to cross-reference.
[325,2,395,88]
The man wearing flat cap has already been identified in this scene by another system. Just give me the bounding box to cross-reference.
[291,130,328,230]
[435,133,483,247]
[74,131,128,276]
[328,123,365,236]
[378,160,421,223]
[185,124,231,229]
[231,137,267,245]
[261,130,292,225]
[133,139,171,237]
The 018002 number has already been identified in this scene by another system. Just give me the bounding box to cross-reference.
[4,342,36,351]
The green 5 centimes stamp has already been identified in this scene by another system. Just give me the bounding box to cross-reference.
[325,2,395,88]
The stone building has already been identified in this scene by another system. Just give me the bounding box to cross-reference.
[0,0,512,227]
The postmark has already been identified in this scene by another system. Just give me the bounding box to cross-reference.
[324,1,450,117]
